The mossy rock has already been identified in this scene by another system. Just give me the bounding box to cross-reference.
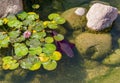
[75,33,112,60]
[88,67,120,83]
[83,59,100,69]
[61,7,87,31]
[102,49,120,65]
[86,64,109,82]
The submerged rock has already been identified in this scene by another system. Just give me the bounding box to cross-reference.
[86,3,118,31]
[75,33,112,60]
[88,67,120,83]
[102,49,120,65]
[61,7,87,30]
[86,64,109,81]
[0,0,23,18]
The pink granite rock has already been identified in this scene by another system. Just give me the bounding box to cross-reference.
[86,3,118,31]
[0,0,23,18]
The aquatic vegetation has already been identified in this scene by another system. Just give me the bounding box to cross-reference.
[0,11,68,71]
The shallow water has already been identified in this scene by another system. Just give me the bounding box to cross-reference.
[1,0,120,83]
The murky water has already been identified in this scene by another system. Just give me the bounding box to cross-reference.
[1,0,120,83]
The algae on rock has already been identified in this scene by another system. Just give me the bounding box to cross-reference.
[102,49,120,65]
[75,33,112,60]
[88,67,120,83]
[61,7,87,31]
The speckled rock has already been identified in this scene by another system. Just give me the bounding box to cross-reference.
[86,3,118,31]
[88,67,120,83]
[61,7,87,30]
[0,0,23,18]
[75,33,112,60]
[102,49,120,65]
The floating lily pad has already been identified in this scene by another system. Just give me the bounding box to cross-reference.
[14,43,28,57]
[39,53,50,62]
[8,30,20,38]
[26,38,41,47]
[32,4,40,9]
[50,51,62,61]
[48,13,60,20]
[32,31,46,39]
[53,16,66,24]
[0,19,3,26]
[7,19,23,28]
[54,34,64,41]
[29,46,42,55]
[2,56,19,70]
[42,44,56,54]
[48,22,58,29]
[45,37,54,43]
[42,60,57,71]
[17,11,28,20]
[29,62,41,71]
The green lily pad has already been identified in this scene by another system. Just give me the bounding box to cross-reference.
[8,30,20,38]
[32,4,40,9]
[45,37,54,43]
[0,33,8,40]
[2,56,13,62]
[29,46,42,55]
[20,61,32,69]
[48,13,60,20]
[34,21,45,31]
[2,56,19,70]
[20,56,41,70]
[42,44,56,54]
[14,43,28,57]
[26,14,39,20]
[32,31,46,39]
[26,38,41,47]
[50,51,62,61]
[9,63,19,70]
[0,19,3,26]
[42,60,57,71]
[53,17,66,24]
[29,62,41,71]
[23,19,33,26]
[17,11,28,20]
[7,15,17,21]
[54,34,64,41]
[7,19,23,28]
[48,22,58,29]
[0,36,10,48]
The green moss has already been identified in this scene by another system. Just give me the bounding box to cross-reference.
[102,49,120,65]
[88,67,120,83]
[61,7,87,31]
[75,32,112,60]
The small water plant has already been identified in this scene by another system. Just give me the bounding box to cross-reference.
[0,11,69,71]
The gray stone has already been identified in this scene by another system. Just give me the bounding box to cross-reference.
[86,3,118,31]
[0,0,23,18]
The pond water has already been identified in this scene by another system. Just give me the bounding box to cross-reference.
[1,0,120,83]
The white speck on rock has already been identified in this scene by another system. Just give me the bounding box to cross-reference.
[74,8,85,16]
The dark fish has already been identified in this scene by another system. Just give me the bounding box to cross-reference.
[52,31,74,57]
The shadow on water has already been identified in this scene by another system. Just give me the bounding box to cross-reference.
[23,48,87,83]
[0,48,87,83]
[111,13,120,49]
